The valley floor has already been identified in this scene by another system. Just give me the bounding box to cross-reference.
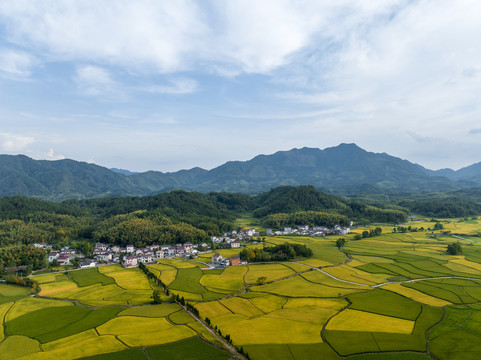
[3,218,481,359]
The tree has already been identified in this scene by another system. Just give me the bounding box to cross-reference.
[336,238,345,249]
[447,243,462,255]
[257,276,267,285]
[433,222,444,231]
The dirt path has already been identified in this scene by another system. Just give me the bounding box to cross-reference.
[291,261,481,289]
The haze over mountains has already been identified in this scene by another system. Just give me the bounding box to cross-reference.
[2,143,481,201]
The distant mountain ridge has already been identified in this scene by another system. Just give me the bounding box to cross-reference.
[1,144,481,200]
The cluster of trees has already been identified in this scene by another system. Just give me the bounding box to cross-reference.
[0,245,47,272]
[447,243,462,255]
[399,199,481,218]
[253,186,408,224]
[240,242,312,262]
[264,211,349,228]
[353,227,382,240]
[93,213,209,247]
[393,226,425,233]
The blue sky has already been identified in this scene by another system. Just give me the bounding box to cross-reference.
[1,1,481,172]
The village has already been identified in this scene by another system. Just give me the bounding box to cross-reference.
[36,223,350,270]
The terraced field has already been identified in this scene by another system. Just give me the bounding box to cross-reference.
[0,266,231,360]
[4,218,481,359]
[151,220,481,359]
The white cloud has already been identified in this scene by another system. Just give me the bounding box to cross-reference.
[45,148,65,160]
[0,132,35,151]
[0,1,404,76]
[74,65,116,95]
[0,1,207,73]
[142,78,198,95]
[0,48,35,80]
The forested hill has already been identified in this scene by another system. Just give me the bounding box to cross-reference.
[3,144,481,200]
[2,185,481,265]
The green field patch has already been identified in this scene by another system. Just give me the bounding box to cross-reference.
[0,335,40,360]
[404,282,463,304]
[241,344,295,360]
[119,303,181,317]
[428,306,473,340]
[407,278,481,304]
[288,342,340,360]
[18,335,127,360]
[5,297,74,322]
[355,263,398,276]
[0,284,31,304]
[244,263,295,285]
[347,352,431,360]
[69,267,116,287]
[353,255,395,264]
[196,300,233,319]
[79,348,148,360]
[324,330,381,355]
[169,310,196,324]
[0,284,31,297]
[348,289,422,320]
[249,294,287,313]
[99,265,152,290]
[252,274,366,298]
[220,297,264,317]
[430,328,481,360]
[266,236,345,265]
[5,305,89,341]
[146,336,230,360]
[6,305,123,343]
[169,267,209,294]
[39,306,123,343]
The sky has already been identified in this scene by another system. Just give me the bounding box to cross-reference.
[0,0,481,172]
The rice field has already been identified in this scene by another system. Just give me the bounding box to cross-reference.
[4,218,481,360]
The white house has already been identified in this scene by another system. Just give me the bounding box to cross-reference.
[123,256,138,268]
[231,240,241,248]
[48,252,59,263]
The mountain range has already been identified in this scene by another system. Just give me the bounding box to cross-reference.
[2,143,481,200]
